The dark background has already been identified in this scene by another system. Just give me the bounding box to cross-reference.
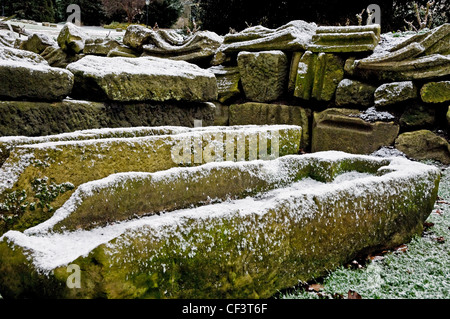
[1,0,449,34]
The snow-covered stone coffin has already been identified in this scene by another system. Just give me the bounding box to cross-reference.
[0,125,301,234]
[0,152,440,299]
[66,55,218,102]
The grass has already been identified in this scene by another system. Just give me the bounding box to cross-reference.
[280,161,450,299]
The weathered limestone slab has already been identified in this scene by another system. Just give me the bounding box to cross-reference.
[0,100,216,137]
[19,33,56,54]
[57,22,91,54]
[237,50,288,102]
[218,20,317,54]
[142,30,223,63]
[308,25,380,53]
[123,25,154,49]
[0,125,301,233]
[374,81,418,107]
[335,79,376,107]
[312,108,400,154]
[389,24,450,56]
[395,130,450,164]
[420,81,450,103]
[288,51,303,92]
[0,47,74,101]
[293,51,344,101]
[124,25,223,62]
[229,102,310,149]
[0,152,440,298]
[66,55,218,102]
[346,54,450,81]
[107,45,139,58]
[207,66,241,103]
[346,24,450,81]
[84,38,121,56]
[40,46,82,68]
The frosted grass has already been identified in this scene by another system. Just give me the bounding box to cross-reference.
[282,162,450,299]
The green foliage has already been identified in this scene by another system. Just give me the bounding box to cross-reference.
[0,177,75,232]
[0,190,28,224]
[31,177,75,213]
[2,0,56,22]
[145,0,183,28]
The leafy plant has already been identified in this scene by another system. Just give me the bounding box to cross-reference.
[31,177,75,213]
[0,190,29,225]
[0,177,75,231]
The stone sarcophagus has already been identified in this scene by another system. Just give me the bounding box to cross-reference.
[0,151,440,299]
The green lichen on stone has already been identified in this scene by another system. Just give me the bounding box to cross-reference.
[0,100,216,137]
[237,50,288,102]
[395,130,450,164]
[0,153,440,299]
[447,106,450,127]
[208,66,241,103]
[294,51,344,102]
[0,126,301,234]
[335,79,376,107]
[420,81,450,103]
[229,102,310,149]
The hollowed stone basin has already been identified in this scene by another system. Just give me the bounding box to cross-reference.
[0,125,301,234]
[0,151,440,299]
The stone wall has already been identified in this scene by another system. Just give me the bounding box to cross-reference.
[1,20,449,162]
[209,22,450,164]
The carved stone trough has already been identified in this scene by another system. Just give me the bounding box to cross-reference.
[0,151,440,298]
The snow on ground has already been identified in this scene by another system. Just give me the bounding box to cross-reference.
[1,20,125,41]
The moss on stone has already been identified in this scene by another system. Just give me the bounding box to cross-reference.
[294,52,344,102]
[0,126,301,234]
[420,81,450,103]
[229,102,310,149]
[0,100,216,137]
[0,153,440,298]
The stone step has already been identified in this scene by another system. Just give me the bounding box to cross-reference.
[0,152,440,298]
